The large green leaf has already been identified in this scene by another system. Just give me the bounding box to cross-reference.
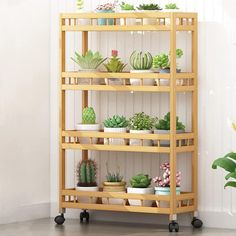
[224,152,236,161]
[224,181,236,188]
[212,157,236,172]
[225,172,236,180]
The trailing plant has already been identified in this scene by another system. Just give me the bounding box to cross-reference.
[82,107,96,124]
[129,112,156,130]
[96,3,115,11]
[104,50,126,72]
[165,3,179,10]
[76,0,84,10]
[104,115,128,128]
[76,159,97,187]
[71,50,107,70]
[130,174,152,188]
[129,51,153,70]
[155,112,185,131]
[137,3,162,10]
[105,162,123,182]
[120,2,135,10]
[153,162,181,187]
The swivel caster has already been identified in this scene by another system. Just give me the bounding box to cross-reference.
[80,210,89,223]
[191,217,203,229]
[168,221,179,232]
[54,214,65,225]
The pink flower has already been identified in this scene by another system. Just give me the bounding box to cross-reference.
[112,50,118,57]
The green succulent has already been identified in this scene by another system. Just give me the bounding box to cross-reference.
[155,112,185,130]
[129,112,155,130]
[165,3,179,10]
[176,48,184,58]
[137,4,162,10]
[130,174,151,188]
[130,51,153,70]
[104,55,126,72]
[104,115,128,128]
[105,162,123,182]
[82,107,96,124]
[120,2,135,10]
[76,0,84,10]
[71,50,107,70]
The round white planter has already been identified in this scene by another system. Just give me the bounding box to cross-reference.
[137,10,160,25]
[129,130,152,146]
[104,127,127,145]
[105,78,123,85]
[153,130,184,146]
[127,187,154,206]
[130,70,154,86]
[75,186,99,203]
[77,69,101,85]
[119,10,136,25]
[76,10,91,25]
[75,124,100,144]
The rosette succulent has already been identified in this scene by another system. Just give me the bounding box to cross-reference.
[130,174,152,188]
[104,115,128,128]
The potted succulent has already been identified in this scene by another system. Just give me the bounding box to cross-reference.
[96,3,115,26]
[129,112,155,146]
[119,2,136,26]
[137,3,162,25]
[103,115,128,145]
[153,112,185,146]
[129,51,154,86]
[127,174,154,206]
[76,159,99,203]
[104,50,126,85]
[75,107,100,144]
[71,50,107,84]
[76,0,91,25]
[102,162,126,205]
[165,3,179,11]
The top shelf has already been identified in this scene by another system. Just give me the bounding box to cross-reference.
[61,12,197,32]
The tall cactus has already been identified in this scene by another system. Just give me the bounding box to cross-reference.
[82,107,96,124]
[76,0,84,10]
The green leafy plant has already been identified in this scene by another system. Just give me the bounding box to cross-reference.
[155,112,185,130]
[165,3,179,10]
[104,115,128,128]
[104,50,126,72]
[130,174,152,188]
[212,152,236,188]
[137,4,162,10]
[77,159,97,187]
[82,107,96,124]
[105,162,123,182]
[120,2,135,10]
[71,50,107,70]
[130,51,153,70]
[129,112,155,130]
[76,0,84,10]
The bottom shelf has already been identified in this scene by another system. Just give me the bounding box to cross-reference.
[61,189,195,214]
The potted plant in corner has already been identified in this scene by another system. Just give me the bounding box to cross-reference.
[127,174,154,206]
[104,50,126,85]
[154,112,185,146]
[76,159,99,203]
[102,162,126,205]
[129,112,155,146]
[103,115,128,145]
[71,50,107,84]
[129,51,154,86]
[76,107,100,144]
[96,3,115,26]
[119,2,136,26]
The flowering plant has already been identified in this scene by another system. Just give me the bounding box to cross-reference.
[153,162,181,187]
[96,3,115,11]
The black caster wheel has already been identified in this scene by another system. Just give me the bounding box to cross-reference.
[191,217,203,229]
[168,221,179,232]
[80,210,89,223]
[54,214,65,225]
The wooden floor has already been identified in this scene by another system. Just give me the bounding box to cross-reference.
[0,219,236,236]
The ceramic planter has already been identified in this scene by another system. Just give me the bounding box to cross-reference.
[130,70,154,86]
[75,186,99,203]
[75,124,100,144]
[104,127,127,145]
[105,78,123,85]
[156,68,181,86]
[127,187,154,206]
[77,69,101,84]
[76,10,91,25]
[129,130,152,146]
[96,10,115,25]
[119,10,136,25]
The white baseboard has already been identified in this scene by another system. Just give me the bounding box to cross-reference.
[0,202,50,225]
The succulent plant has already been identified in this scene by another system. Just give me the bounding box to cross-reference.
[137,4,162,10]
[176,48,183,58]
[77,159,97,187]
[82,107,96,124]
[105,162,123,182]
[165,3,179,10]
[104,115,128,128]
[120,2,135,10]
[130,51,153,70]
[71,50,107,70]
[76,0,84,10]
[129,112,155,130]
[104,50,126,72]
[130,174,152,188]
[155,112,185,131]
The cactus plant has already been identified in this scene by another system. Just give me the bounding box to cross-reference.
[104,50,126,72]
[165,3,179,10]
[104,115,128,128]
[76,0,84,10]
[129,112,155,130]
[129,51,153,70]
[76,159,97,187]
[130,174,152,188]
[82,107,96,124]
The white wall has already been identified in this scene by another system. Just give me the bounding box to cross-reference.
[0,0,50,224]
[49,0,236,229]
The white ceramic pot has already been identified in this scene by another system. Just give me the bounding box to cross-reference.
[129,130,152,146]
[75,186,99,203]
[105,78,123,85]
[104,127,127,145]
[75,124,100,144]
[130,70,154,86]
[77,69,101,85]
[127,187,154,206]
[153,130,184,146]
[76,10,91,25]
[119,10,136,25]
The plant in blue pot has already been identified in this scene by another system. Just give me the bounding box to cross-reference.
[96,3,115,26]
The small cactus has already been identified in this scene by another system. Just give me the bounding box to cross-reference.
[129,51,153,70]
[82,107,96,124]
[77,159,97,187]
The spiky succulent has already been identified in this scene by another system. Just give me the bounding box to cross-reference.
[120,2,135,10]
[137,4,162,10]
[165,3,179,10]
[104,51,126,72]
[130,51,153,70]
[71,50,107,70]
[104,115,128,128]
[77,159,97,187]
[129,112,155,130]
[130,174,151,188]
[82,107,96,124]
[105,162,123,182]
